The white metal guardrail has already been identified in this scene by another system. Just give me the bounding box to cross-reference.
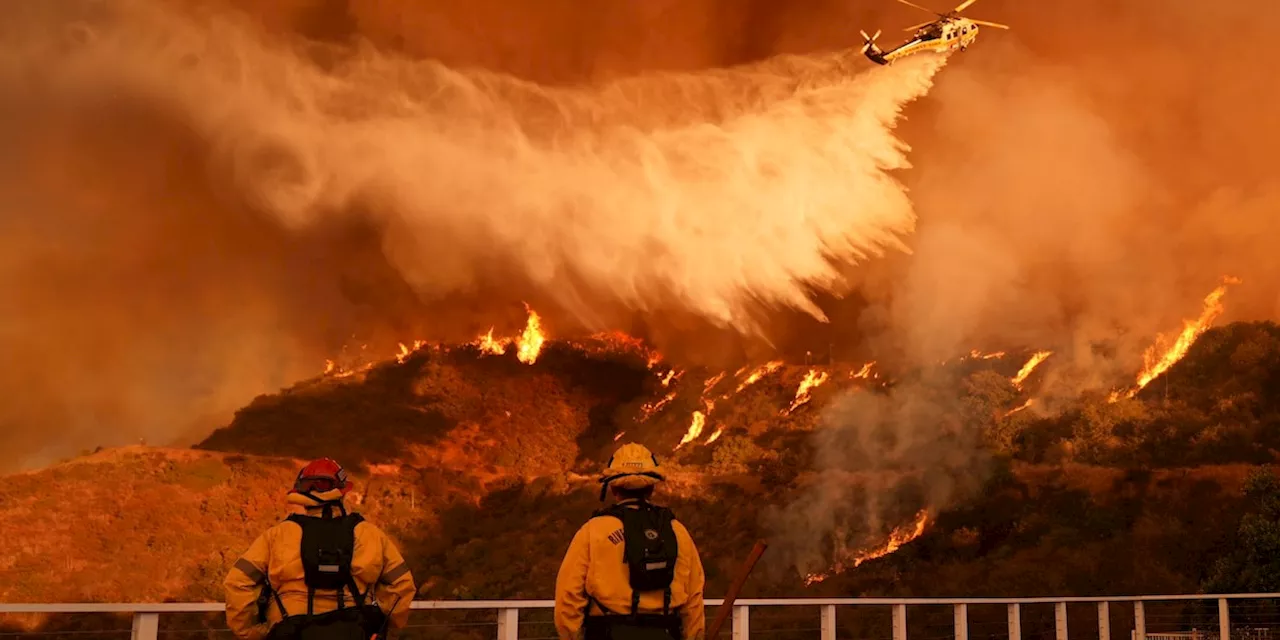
[2,594,1279,639]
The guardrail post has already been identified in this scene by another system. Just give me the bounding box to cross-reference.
[821,604,837,640]
[732,605,750,640]
[1219,598,1230,640]
[1008,603,1022,640]
[1099,602,1111,640]
[1134,602,1146,640]
[893,604,907,640]
[131,612,159,640]
[1056,602,1068,640]
[955,604,968,640]
[497,606,518,640]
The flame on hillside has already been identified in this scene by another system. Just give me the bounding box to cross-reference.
[673,362,790,452]
[703,373,727,394]
[1012,351,1052,389]
[851,362,876,379]
[786,369,830,414]
[804,510,930,586]
[1110,277,1240,401]
[467,305,548,364]
[1003,398,1034,417]
[675,410,708,450]
[736,361,784,393]
[474,328,509,356]
[639,390,679,422]
[568,330,665,367]
[397,340,428,364]
[515,307,546,364]
[968,350,1006,360]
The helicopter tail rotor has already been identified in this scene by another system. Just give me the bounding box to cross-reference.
[859,28,882,53]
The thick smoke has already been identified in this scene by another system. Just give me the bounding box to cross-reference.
[2,0,1277,488]
[0,0,944,469]
[763,0,1280,578]
[764,373,990,579]
[42,1,943,329]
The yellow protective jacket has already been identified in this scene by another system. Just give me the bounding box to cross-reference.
[554,500,706,640]
[224,492,417,640]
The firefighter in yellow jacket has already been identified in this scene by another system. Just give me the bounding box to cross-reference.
[555,443,706,640]
[224,458,417,640]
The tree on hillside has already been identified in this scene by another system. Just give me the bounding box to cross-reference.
[962,370,1020,453]
[1202,467,1280,593]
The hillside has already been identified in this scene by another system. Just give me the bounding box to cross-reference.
[4,322,1280,638]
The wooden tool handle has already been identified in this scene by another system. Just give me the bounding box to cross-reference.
[707,540,769,640]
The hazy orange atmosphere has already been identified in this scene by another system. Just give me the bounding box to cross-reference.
[1,0,1277,473]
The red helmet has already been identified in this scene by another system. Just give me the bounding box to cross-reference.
[290,458,353,495]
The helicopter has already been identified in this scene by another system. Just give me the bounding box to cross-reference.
[860,0,1010,65]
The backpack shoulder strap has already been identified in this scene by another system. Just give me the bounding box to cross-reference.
[590,504,626,521]
[342,514,369,607]
[640,504,678,616]
[285,514,319,614]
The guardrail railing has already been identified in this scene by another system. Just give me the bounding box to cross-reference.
[3,594,1280,640]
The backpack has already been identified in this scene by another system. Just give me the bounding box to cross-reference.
[592,502,680,617]
[261,513,389,640]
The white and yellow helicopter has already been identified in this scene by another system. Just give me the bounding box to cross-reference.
[860,0,1010,65]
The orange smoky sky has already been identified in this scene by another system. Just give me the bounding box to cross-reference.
[0,0,1276,470]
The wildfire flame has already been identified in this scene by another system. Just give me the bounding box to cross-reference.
[786,369,830,413]
[705,427,725,444]
[702,372,726,394]
[515,307,546,364]
[1011,351,1052,389]
[804,510,930,586]
[735,361,784,393]
[474,328,509,355]
[968,350,1006,360]
[675,411,707,450]
[1003,398,1034,417]
[396,340,428,364]
[1111,276,1240,401]
[639,390,678,422]
[468,305,547,364]
[660,369,681,387]
[851,362,876,379]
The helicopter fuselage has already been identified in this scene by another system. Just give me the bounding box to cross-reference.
[864,18,980,65]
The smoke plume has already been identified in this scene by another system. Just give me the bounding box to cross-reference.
[764,372,991,580]
[0,0,944,469]
[3,0,1278,484]
[765,0,1280,578]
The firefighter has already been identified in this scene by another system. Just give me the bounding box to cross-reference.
[224,458,417,640]
[555,443,706,640]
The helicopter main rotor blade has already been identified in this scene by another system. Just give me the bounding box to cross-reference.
[953,0,980,13]
[969,18,1011,29]
[895,0,944,16]
[902,20,935,31]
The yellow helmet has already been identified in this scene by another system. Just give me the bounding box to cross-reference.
[599,442,664,500]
